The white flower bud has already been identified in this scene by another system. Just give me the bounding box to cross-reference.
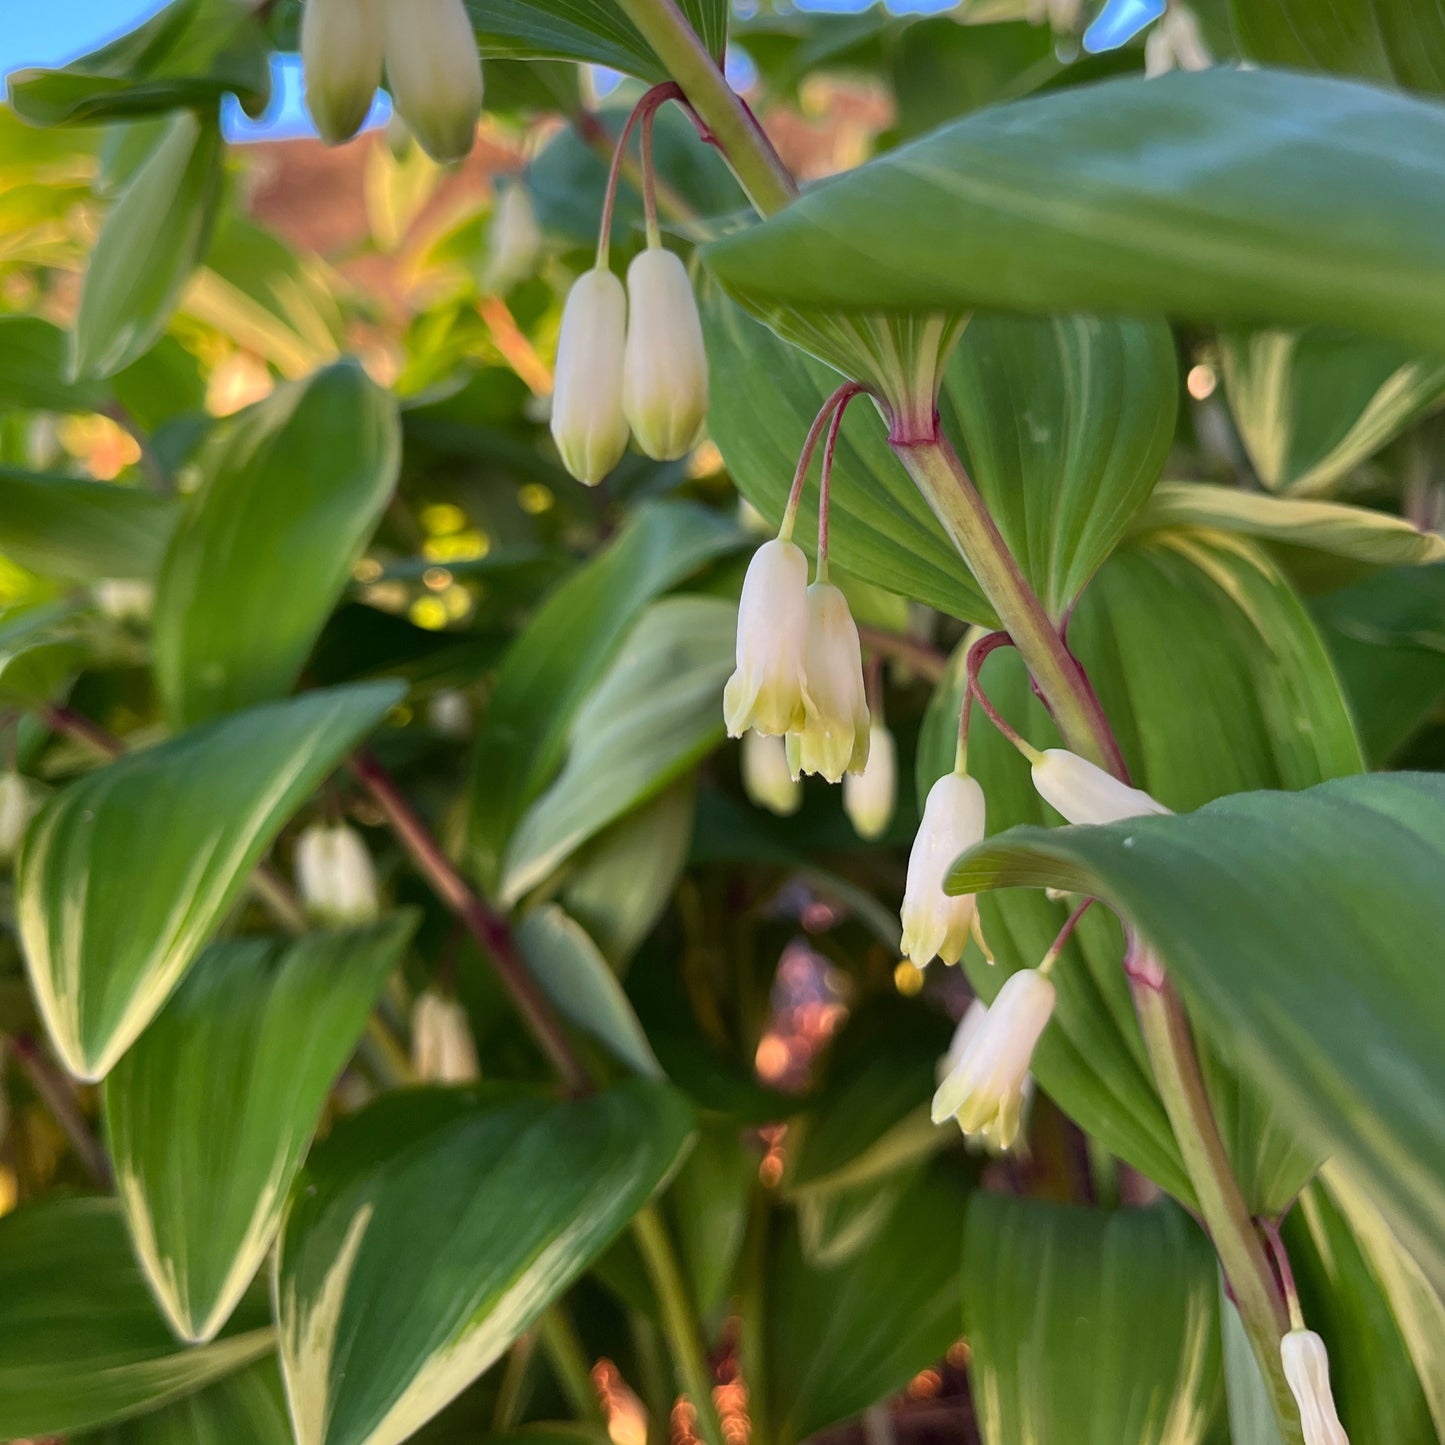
[484,183,542,294]
[932,967,1055,1149]
[411,990,480,1083]
[844,719,896,840]
[1281,1330,1349,1445]
[94,578,154,622]
[0,773,40,863]
[622,247,709,461]
[1031,749,1170,826]
[381,0,482,165]
[723,538,810,737]
[786,582,869,784]
[295,821,381,926]
[301,0,385,146]
[551,267,630,486]
[901,771,986,967]
[742,729,801,817]
[1145,4,1212,78]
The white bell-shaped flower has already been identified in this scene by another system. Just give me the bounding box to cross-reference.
[939,998,1035,1155]
[0,772,39,864]
[301,0,384,146]
[742,730,801,817]
[412,990,481,1083]
[786,582,869,783]
[1031,749,1169,826]
[932,967,1055,1149]
[381,0,483,164]
[844,719,897,840]
[723,538,810,737]
[484,183,542,294]
[622,247,709,461]
[295,821,381,926]
[551,267,630,486]
[901,771,986,967]
[1281,1330,1349,1445]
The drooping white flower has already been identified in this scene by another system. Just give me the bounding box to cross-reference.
[484,182,542,294]
[1281,1330,1349,1445]
[742,729,801,817]
[0,773,39,863]
[301,0,385,146]
[381,0,483,164]
[1031,749,1170,826]
[844,719,897,840]
[295,822,381,926]
[723,538,810,737]
[932,967,1055,1149]
[901,771,986,967]
[1145,4,1212,78]
[412,990,481,1083]
[94,578,154,622]
[622,247,709,461]
[551,267,630,486]
[786,582,870,783]
[938,998,1035,1154]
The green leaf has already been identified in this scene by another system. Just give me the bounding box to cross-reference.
[464,0,727,78]
[958,533,1361,1212]
[1312,563,1445,764]
[945,310,1178,618]
[0,1197,274,1439]
[560,777,696,967]
[276,1080,695,1445]
[1324,1165,1445,1435]
[1218,326,1445,496]
[153,361,400,726]
[0,316,108,413]
[104,917,418,1344]
[1230,0,1445,97]
[1285,1180,1436,1441]
[963,1196,1221,1444]
[668,1120,754,1319]
[515,904,663,1078]
[703,70,1445,353]
[1222,1277,1285,1445]
[73,111,224,381]
[467,501,739,889]
[758,1165,967,1445]
[0,636,88,706]
[0,469,181,582]
[1136,482,1445,589]
[6,0,272,126]
[500,596,732,903]
[17,680,402,1080]
[79,1361,294,1445]
[950,772,1445,1295]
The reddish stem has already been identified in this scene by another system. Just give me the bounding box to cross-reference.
[781,381,864,544]
[596,82,682,267]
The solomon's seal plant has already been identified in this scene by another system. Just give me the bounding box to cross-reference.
[3,1,1445,1443]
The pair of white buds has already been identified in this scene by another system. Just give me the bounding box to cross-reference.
[724,538,870,785]
[301,0,483,164]
[743,718,898,839]
[550,247,709,485]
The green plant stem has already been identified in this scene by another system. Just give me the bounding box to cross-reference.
[610,0,796,215]
[350,751,590,1095]
[890,435,1125,775]
[1134,979,1302,1442]
[538,1306,605,1424]
[631,1204,726,1445]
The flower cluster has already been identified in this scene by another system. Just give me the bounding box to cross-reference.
[724,539,871,785]
[301,0,483,164]
[551,247,709,485]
